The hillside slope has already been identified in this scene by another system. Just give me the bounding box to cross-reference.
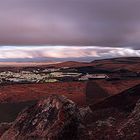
[90,84,140,112]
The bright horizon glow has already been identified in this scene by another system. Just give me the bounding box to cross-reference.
[0,46,139,61]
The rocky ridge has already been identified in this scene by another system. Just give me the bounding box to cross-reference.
[1,93,140,140]
[1,95,82,140]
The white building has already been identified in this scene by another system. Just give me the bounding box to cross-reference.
[79,74,109,81]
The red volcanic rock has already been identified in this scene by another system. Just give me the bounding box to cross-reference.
[1,95,82,140]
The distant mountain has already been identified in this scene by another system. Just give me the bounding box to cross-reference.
[90,57,140,72]
[48,57,140,72]
[0,57,55,62]
[0,57,139,72]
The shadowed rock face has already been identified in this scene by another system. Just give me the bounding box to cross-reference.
[1,95,81,140]
[0,122,13,137]
[1,87,140,140]
[117,99,140,139]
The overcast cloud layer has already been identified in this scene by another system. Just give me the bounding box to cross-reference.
[0,0,140,61]
[0,0,140,49]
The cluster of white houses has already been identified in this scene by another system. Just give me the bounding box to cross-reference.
[0,67,139,84]
[79,74,109,81]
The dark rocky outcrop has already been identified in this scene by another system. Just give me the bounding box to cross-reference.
[1,95,82,140]
[117,99,140,139]
[1,85,140,140]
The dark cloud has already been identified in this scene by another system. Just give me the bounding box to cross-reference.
[0,0,140,50]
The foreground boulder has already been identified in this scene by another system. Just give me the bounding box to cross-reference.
[1,95,82,140]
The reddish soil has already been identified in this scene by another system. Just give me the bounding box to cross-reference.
[0,82,86,106]
[0,79,139,107]
[95,79,140,95]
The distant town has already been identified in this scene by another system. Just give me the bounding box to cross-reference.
[0,65,139,85]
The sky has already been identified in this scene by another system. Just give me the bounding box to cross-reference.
[0,0,140,61]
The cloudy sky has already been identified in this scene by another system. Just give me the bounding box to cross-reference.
[0,0,140,61]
